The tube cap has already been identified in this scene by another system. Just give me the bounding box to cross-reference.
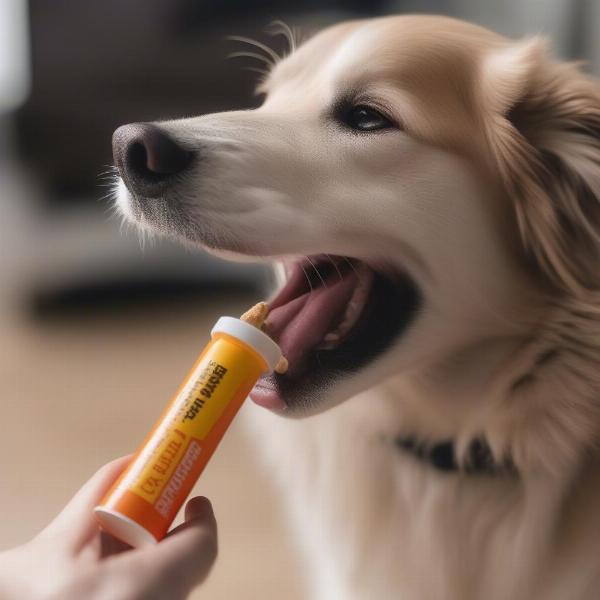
[94,506,157,547]
[211,316,282,373]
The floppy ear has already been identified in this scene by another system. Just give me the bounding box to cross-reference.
[481,38,600,296]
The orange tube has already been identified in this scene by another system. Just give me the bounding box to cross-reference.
[94,316,281,547]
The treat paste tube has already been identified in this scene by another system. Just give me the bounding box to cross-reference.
[94,316,281,547]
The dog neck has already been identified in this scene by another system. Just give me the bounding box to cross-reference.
[386,294,600,478]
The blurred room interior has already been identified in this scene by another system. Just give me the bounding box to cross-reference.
[1,1,599,598]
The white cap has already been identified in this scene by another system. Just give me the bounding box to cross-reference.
[94,506,158,547]
[211,316,281,373]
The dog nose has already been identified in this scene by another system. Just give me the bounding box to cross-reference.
[112,123,193,197]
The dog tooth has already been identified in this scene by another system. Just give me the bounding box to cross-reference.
[318,263,375,349]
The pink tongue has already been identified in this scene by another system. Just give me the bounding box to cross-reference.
[265,271,359,377]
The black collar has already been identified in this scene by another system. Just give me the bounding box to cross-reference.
[395,436,516,476]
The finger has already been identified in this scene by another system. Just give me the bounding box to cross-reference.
[43,455,132,549]
[121,497,218,594]
[181,496,218,532]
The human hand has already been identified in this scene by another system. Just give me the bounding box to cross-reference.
[0,456,217,600]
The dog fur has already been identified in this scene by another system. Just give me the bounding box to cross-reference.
[115,15,600,599]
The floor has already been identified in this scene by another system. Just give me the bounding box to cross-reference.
[0,290,305,599]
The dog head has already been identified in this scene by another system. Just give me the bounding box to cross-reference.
[113,16,600,423]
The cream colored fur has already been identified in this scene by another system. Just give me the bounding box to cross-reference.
[116,15,600,599]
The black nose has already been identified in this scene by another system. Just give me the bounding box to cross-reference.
[112,123,193,197]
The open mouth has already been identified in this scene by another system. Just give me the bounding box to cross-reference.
[250,254,421,412]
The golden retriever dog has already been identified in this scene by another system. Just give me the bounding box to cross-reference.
[112,15,600,599]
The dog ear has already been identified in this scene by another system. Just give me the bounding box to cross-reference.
[480,38,545,116]
[482,39,600,295]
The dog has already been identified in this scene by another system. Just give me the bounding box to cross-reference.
[112,15,600,599]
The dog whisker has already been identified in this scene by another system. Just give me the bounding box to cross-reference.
[342,256,359,278]
[326,254,344,281]
[300,264,314,295]
[97,191,117,205]
[228,51,275,69]
[243,66,270,80]
[306,255,327,288]
[97,179,118,189]
[267,19,298,55]
[97,175,118,183]
[227,35,281,67]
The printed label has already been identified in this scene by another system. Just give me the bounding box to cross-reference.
[182,361,228,422]
[122,337,261,507]
[155,440,202,517]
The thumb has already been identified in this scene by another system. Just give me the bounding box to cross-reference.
[181,495,218,533]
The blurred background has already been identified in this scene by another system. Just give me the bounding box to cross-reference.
[1,0,600,597]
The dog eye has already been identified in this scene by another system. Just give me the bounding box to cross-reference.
[344,105,394,132]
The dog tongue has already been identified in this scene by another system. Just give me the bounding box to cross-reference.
[264,270,359,378]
